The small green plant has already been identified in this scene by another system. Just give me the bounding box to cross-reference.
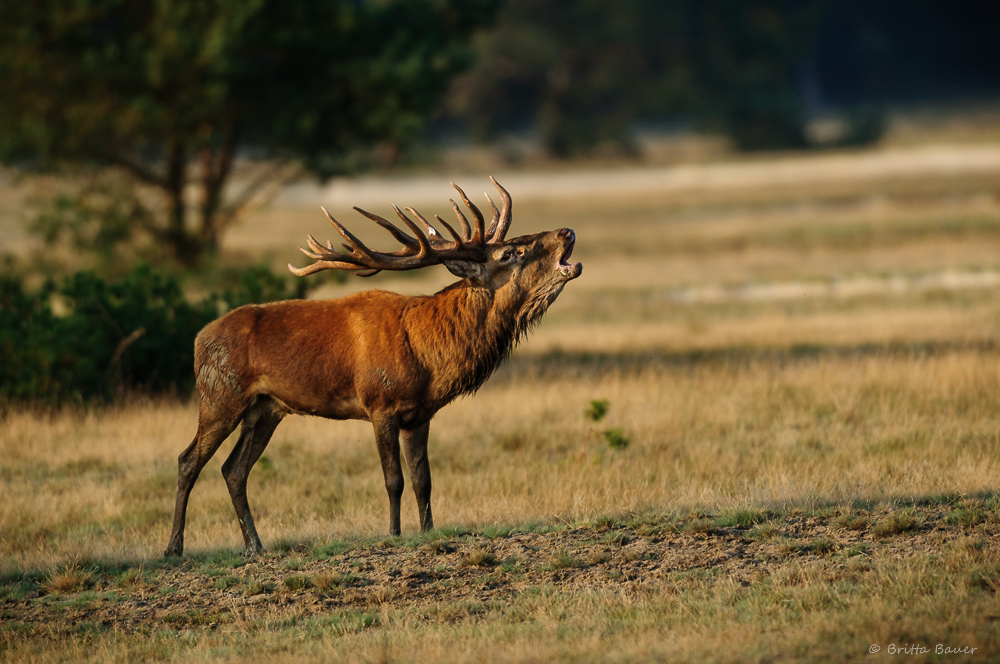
[585,399,610,422]
[583,399,631,451]
[602,428,630,449]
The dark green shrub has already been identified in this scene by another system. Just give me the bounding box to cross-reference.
[0,263,307,404]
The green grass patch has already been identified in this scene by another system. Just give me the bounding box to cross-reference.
[42,566,94,594]
[482,524,515,539]
[591,514,625,530]
[310,539,356,560]
[944,507,985,528]
[243,579,275,596]
[832,513,871,531]
[192,550,245,575]
[872,511,920,538]
[213,575,241,590]
[283,574,312,591]
[313,571,357,593]
[684,518,716,535]
[543,549,582,571]
[714,508,772,529]
[747,522,782,540]
[459,547,497,568]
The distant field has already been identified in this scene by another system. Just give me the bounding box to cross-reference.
[4,137,1000,661]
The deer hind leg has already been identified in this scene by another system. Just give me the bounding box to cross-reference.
[401,422,433,532]
[221,398,284,555]
[372,415,403,537]
[164,399,243,557]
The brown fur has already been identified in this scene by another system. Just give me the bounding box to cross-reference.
[164,226,581,556]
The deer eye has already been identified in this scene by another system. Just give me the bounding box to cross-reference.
[500,248,516,263]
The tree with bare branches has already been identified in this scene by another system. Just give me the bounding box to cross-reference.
[0,0,500,264]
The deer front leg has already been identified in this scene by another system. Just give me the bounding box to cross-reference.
[372,415,403,536]
[401,421,433,532]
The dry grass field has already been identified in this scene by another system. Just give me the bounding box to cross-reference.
[4,131,1000,661]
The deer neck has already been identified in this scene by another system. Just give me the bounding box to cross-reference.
[407,281,523,401]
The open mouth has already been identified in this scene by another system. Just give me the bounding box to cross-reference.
[557,235,583,278]
[559,240,574,266]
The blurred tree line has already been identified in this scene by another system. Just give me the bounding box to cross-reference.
[449,0,1000,157]
[2,0,997,267]
[0,0,501,265]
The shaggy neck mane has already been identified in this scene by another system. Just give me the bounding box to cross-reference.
[406,279,548,402]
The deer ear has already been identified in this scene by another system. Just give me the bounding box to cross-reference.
[443,259,486,282]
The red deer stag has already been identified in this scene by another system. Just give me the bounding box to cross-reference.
[164,177,582,556]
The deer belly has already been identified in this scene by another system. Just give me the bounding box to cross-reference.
[252,376,368,421]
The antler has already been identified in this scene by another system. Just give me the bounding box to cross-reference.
[289,178,514,277]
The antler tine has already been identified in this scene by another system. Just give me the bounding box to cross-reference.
[320,207,382,262]
[451,199,478,244]
[353,207,420,252]
[400,205,444,246]
[432,213,465,246]
[446,199,472,240]
[391,204,434,258]
[408,207,462,247]
[451,182,485,244]
[484,193,500,238]
[488,176,512,243]
[304,233,330,258]
[288,259,378,277]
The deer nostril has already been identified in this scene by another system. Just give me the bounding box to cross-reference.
[557,228,575,240]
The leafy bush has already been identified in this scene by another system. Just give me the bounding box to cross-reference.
[0,263,307,404]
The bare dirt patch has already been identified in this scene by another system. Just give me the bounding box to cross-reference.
[4,502,998,639]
